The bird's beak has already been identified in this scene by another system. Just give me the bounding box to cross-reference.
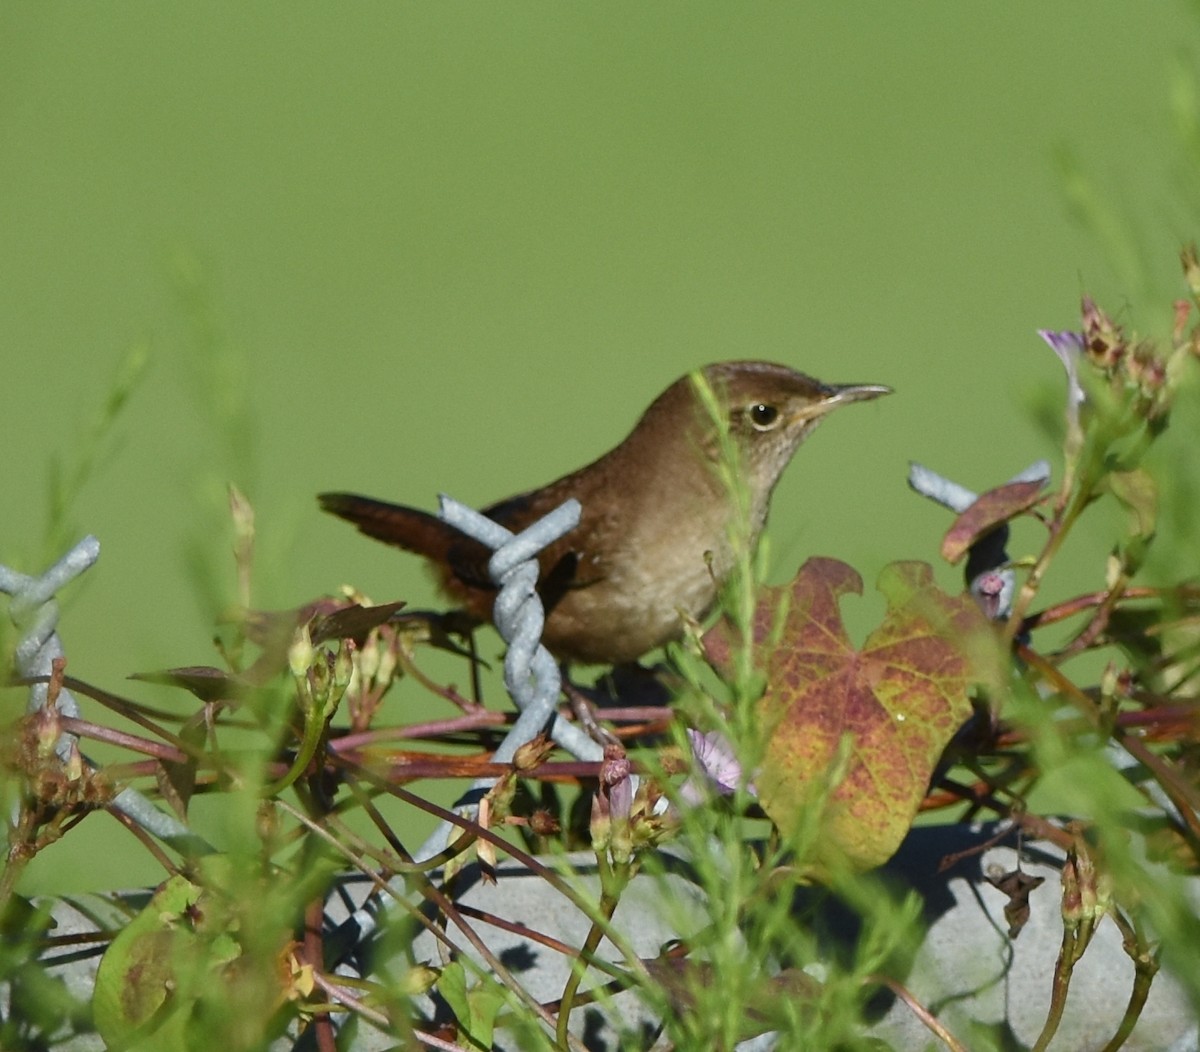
[819,382,893,408]
[792,381,891,424]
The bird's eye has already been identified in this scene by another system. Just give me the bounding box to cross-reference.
[747,403,780,430]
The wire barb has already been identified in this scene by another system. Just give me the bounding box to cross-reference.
[1,537,212,854]
[438,494,600,765]
[414,496,602,863]
[907,460,1050,622]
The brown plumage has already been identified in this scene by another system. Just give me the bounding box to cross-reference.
[319,360,889,665]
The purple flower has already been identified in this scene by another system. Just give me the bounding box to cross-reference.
[680,728,756,804]
[599,743,633,822]
[1039,329,1086,433]
[590,743,633,853]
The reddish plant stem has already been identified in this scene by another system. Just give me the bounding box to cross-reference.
[866,974,969,1052]
[1021,585,1200,634]
[300,895,338,1052]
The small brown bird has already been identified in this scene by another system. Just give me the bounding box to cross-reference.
[320,361,888,665]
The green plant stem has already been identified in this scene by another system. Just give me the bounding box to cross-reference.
[1098,909,1159,1052]
[0,805,73,908]
[1006,485,1092,645]
[261,711,329,797]
[0,836,33,909]
[1031,920,1090,1052]
[555,852,627,1049]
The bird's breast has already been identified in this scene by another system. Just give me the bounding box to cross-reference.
[539,488,756,664]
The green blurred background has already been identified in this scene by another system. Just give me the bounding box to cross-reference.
[3,4,1198,892]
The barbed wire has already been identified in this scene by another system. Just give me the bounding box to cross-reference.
[412,494,601,863]
[907,459,1050,622]
[337,494,604,984]
[1,537,212,854]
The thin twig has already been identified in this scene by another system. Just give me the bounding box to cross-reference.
[865,974,969,1052]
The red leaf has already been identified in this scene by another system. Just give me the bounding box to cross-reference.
[725,558,1002,874]
[940,478,1046,564]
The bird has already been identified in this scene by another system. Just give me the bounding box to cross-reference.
[319,361,889,665]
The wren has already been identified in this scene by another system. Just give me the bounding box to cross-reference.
[320,361,889,665]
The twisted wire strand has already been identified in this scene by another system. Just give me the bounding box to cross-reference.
[439,494,601,765]
[1,537,211,854]
[411,496,602,865]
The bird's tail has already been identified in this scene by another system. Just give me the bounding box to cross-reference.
[318,492,461,564]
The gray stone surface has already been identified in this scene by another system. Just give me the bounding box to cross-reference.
[7,824,1198,1050]
[849,829,1199,1051]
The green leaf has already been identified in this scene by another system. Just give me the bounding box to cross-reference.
[435,959,505,1048]
[1108,468,1158,573]
[93,874,203,1050]
[92,858,244,1051]
[437,960,471,1035]
[1109,467,1158,538]
[466,971,505,1048]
